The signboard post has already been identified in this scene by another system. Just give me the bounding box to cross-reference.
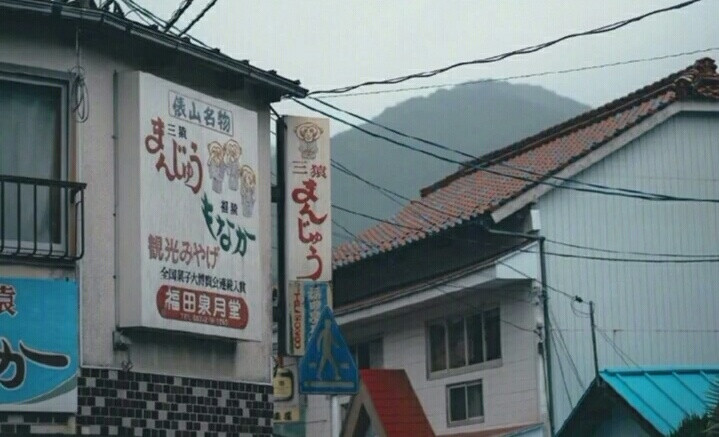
[298,306,358,395]
[0,278,78,412]
[281,116,332,356]
[117,72,264,340]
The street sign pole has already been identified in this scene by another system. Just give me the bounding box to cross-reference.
[331,395,340,437]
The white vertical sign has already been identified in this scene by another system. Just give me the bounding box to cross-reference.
[283,116,331,355]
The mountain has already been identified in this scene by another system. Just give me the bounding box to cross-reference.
[330,81,591,242]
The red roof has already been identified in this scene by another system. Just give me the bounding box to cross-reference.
[360,369,436,437]
[333,58,719,268]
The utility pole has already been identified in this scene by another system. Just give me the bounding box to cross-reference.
[538,237,555,436]
[589,301,599,380]
[276,115,287,356]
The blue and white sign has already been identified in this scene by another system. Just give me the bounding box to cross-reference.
[0,278,78,412]
[287,281,332,356]
[299,306,358,395]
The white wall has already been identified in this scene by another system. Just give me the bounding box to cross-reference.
[538,109,719,428]
[0,21,274,383]
[307,286,542,436]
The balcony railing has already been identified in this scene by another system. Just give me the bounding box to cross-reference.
[0,175,86,264]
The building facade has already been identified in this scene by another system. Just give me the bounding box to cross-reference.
[0,1,305,436]
[325,58,719,436]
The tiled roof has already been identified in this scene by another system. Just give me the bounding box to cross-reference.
[360,369,435,437]
[333,58,719,268]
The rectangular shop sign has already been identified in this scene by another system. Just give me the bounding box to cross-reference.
[0,277,78,412]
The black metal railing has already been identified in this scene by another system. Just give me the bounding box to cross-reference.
[0,175,86,263]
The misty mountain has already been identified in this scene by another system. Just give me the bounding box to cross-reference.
[330,81,591,242]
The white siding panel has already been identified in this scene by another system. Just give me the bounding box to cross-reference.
[308,287,542,435]
[538,112,719,428]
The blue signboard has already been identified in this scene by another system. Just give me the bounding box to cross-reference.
[287,281,332,356]
[299,306,358,395]
[0,278,78,412]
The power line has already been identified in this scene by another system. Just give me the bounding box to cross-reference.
[165,0,194,31]
[118,0,213,49]
[597,328,641,368]
[292,97,719,204]
[521,249,719,263]
[550,327,575,408]
[311,47,719,98]
[331,184,719,264]
[179,0,219,36]
[434,285,537,335]
[309,0,703,95]
[331,160,406,207]
[330,153,719,262]
[550,309,585,389]
[308,96,719,204]
[332,204,422,231]
[546,238,719,259]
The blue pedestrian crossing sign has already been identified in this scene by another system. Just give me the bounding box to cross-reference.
[299,306,358,395]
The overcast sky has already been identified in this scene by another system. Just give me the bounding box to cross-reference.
[142,0,718,134]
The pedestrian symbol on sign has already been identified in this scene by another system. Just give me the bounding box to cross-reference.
[317,319,340,380]
[299,306,358,394]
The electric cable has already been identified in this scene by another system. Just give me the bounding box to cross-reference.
[550,309,585,389]
[165,0,194,31]
[309,0,703,95]
[306,97,719,204]
[311,47,719,98]
[179,0,219,36]
[292,97,719,204]
[550,327,575,408]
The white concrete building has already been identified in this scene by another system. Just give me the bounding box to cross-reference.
[318,58,719,436]
[0,1,305,435]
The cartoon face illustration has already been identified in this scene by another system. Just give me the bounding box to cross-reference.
[207,141,226,194]
[224,139,242,165]
[294,122,323,143]
[207,141,224,166]
[240,165,257,217]
[240,165,256,188]
[295,122,323,160]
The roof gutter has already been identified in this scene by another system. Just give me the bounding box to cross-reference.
[0,0,308,98]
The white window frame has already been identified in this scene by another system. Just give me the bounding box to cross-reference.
[0,64,70,254]
[426,306,502,379]
[446,379,484,427]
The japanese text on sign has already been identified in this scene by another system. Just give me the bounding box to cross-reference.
[169,91,233,136]
[0,339,69,389]
[160,267,246,293]
[156,286,248,329]
[148,234,220,269]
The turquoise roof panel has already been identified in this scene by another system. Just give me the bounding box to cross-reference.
[600,367,719,435]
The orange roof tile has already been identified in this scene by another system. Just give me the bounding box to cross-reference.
[333,58,719,268]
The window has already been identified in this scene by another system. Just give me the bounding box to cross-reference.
[427,308,501,376]
[447,380,484,426]
[350,338,383,369]
[0,73,67,247]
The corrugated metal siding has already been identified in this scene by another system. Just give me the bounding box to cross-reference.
[538,111,719,428]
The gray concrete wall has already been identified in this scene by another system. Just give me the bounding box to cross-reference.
[0,20,273,383]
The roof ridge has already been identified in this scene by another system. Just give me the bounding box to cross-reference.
[420,57,718,197]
